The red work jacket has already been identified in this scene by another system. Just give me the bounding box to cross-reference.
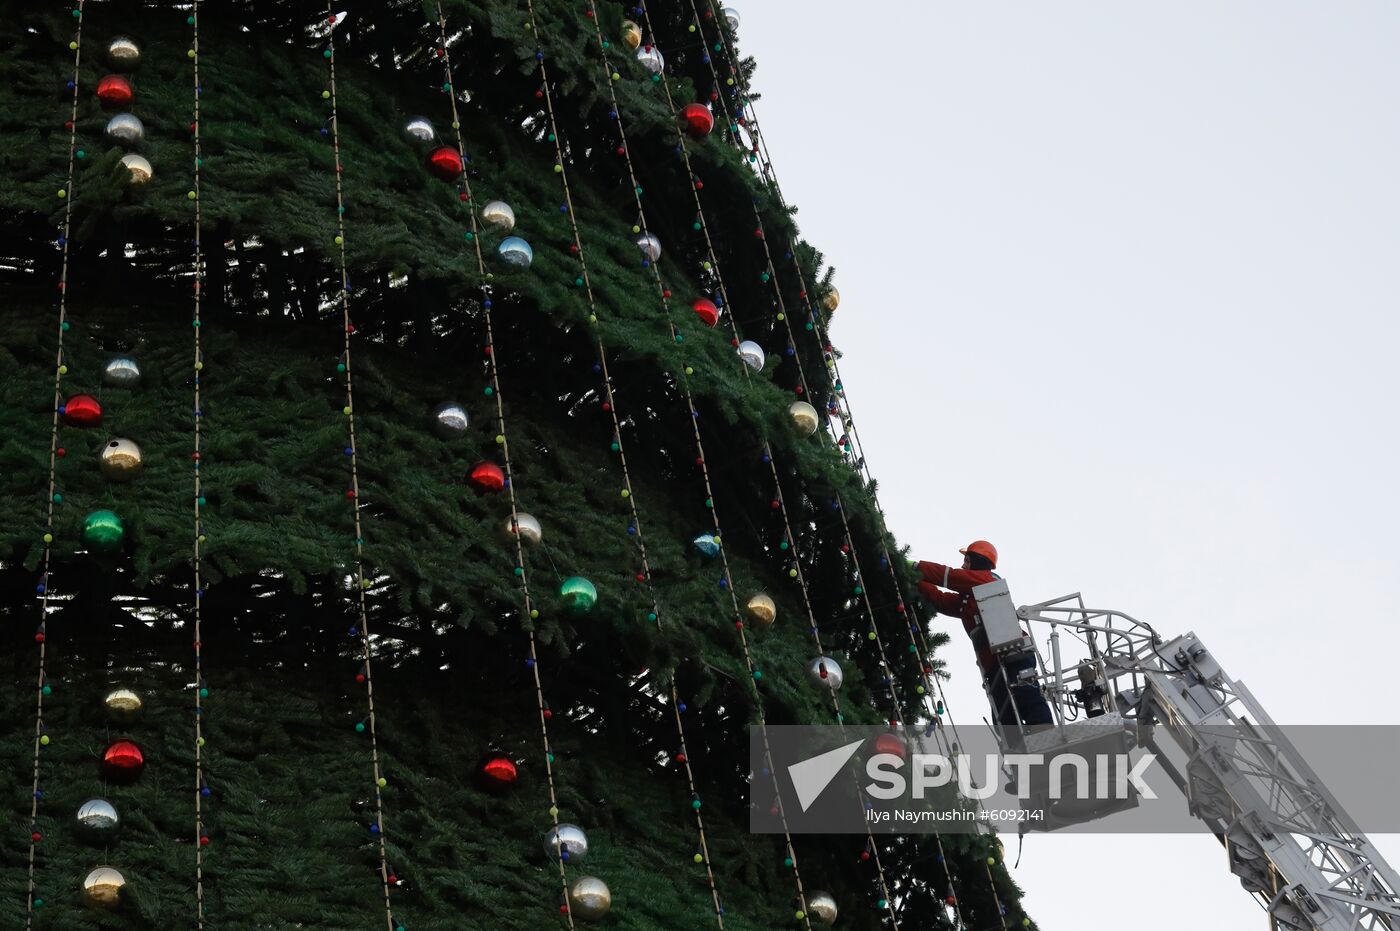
[916,561,998,675]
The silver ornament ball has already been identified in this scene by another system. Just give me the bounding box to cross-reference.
[502,512,543,547]
[403,116,436,145]
[543,823,589,863]
[737,340,765,371]
[568,876,612,920]
[104,113,145,147]
[498,236,533,268]
[807,655,844,690]
[634,231,661,262]
[120,152,152,186]
[75,798,121,842]
[722,7,741,31]
[806,890,839,926]
[432,402,469,439]
[107,36,141,70]
[103,687,143,723]
[82,866,126,910]
[692,532,721,558]
[636,45,665,74]
[480,200,516,232]
[102,356,142,388]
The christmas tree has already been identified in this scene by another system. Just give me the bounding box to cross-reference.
[0,2,1037,928]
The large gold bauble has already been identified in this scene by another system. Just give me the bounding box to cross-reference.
[806,890,839,925]
[99,438,143,481]
[103,687,143,723]
[480,200,516,232]
[745,593,777,627]
[621,20,642,50]
[789,401,819,437]
[82,866,126,909]
[822,287,840,314]
[501,512,543,547]
[568,875,612,920]
[120,153,152,186]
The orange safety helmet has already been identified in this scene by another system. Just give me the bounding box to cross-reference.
[959,540,998,569]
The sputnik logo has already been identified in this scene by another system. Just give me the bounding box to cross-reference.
[787,739,864,812]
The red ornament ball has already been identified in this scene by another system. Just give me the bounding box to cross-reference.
[479,754,518,791]
[467,461,505,494]
[692,298,719,328]
[62,394,103,428]
[102,739,144,783]
[872,733,908,760]
[426,145,463,181]
[680,103,714,138]
[96,75,134,108]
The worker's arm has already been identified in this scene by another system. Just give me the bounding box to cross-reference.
[917,580,964,617]
[916,560,984,594]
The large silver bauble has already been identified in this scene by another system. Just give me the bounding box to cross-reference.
[102,356,141,388]
[692,532,721,558]
[498,236,533,268]
[99,439,143,482]
[722,7,741,31]
[789,400,819,437]
[807,656,844,690]
[480,200,516,232]
[107,36,141,70]
[806,890,838,926]
[568,876,612,920]
[636,45,665,74]
[120,153,152,186]
[104,113,145,147]
[634,231,661,262]
[737,340,765,371]
[75,798,120,841]
[82,866,126,910]
[502,512,543,547]
[103,687,143,723]
[543,823,589,863]
[432,402,469,439]
[403,116,436,145]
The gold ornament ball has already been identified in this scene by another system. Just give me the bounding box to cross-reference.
[120,153,153,186]
[501,512,543,547]
[568,876,612,920]
[107,36,141,70]
[621,20,642,50]
[82,866,126,910]
[99,438,143,481]
[745,593,777,627]
[822,287,840,314]
[806,890,839,926]
[480,200,516,232]
[103,687,143,723]
[788,400,819,437]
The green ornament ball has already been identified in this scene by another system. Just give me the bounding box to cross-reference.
[559,576,598,614]
[82,510,125,553]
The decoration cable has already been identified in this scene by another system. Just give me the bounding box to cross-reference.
[318,12,399,930]
[26,2,87,922]
[429,6,575,925]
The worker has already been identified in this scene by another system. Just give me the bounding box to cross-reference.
[916,541,1053,729]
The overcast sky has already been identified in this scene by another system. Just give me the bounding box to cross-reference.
[740,2,1400,928]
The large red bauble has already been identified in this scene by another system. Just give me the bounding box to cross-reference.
[62,394,103,428]
[467,461,505,494]
[872,733,908,760]
[680,103,714,138]
[96,75,134,108]
[426,145,463,180]
[480,754,518,791]
[692,298,719,328]
[102,739,144,782]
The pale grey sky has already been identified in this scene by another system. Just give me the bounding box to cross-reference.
[741,2,1400,928]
